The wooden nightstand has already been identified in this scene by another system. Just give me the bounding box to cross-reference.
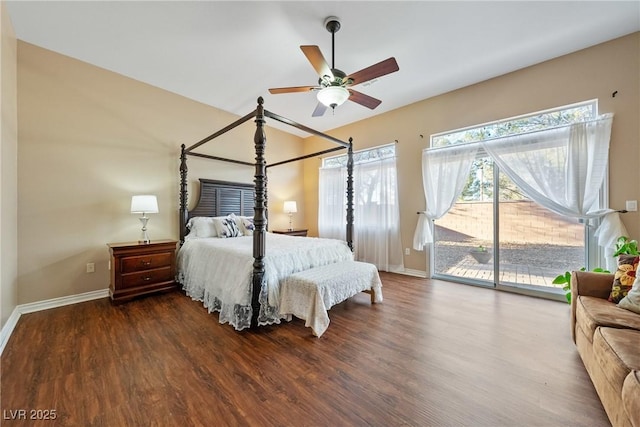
[272,229,308,237]
[107,240,178,303]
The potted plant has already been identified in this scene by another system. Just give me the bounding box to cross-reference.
[613,236,639,256]
[470,245,491,264]
[554,235,638,303]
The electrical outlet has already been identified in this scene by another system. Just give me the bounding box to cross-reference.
[86,262,95,273]
[405,248,410,256]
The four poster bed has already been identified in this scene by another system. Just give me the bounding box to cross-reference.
[177,97,382,336]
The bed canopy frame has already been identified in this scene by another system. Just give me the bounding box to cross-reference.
[179,97,354,327]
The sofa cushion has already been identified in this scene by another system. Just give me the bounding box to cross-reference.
[619,276,640,315]
[622,371,640,427]
[576,296,640,343]
[609,254,639,303]
[593,328,640,397]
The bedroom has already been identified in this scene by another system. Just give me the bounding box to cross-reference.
[1,1,639,426]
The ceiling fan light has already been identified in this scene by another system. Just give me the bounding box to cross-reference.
[317,86,350,108]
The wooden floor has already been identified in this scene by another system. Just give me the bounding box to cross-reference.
[1,273,609,426]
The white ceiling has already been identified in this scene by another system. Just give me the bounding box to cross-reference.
[6,1,640,137]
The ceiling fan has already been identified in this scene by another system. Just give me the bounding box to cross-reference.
[268,16,399,117]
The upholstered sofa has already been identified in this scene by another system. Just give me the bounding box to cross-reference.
[571,270,640,427]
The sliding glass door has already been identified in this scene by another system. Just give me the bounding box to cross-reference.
[433,157,587,298]
[496,170,586,292]
[433,155,495,286]
[428,100,601,300]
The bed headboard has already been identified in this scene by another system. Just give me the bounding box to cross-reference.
[188,179,255,220]
[179,178,257,244]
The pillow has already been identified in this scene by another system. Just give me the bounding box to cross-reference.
[618,276,640,314]
[608,254,639,303]
[186,216,220,238]
[239,216,255,236]
[215,214,242,238]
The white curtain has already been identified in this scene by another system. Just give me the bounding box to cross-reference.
[481,113,613,219]
[319,156,404,271]
[413,113,617,261]
[413,143,479,250]
[318,166,347,240]
[595,211,629,271]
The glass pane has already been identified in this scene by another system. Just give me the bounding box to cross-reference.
[433,157,494,284]
[497,171,585,288]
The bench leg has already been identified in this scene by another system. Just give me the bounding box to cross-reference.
[363,289,376,304]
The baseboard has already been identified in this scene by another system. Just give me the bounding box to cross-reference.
[0,308,21,357]
[402,268,427,278]
[389,267,428,278]
[0,288,109,356]
[17,289,109,314]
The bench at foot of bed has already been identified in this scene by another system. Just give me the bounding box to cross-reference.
[279,260,383,337]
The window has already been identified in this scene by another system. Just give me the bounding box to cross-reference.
[427,100,606,299]
[431,101,597,148]
[319,144,404,272]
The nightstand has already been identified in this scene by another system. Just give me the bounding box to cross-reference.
[272,229,308,237]
[107,240,178,303]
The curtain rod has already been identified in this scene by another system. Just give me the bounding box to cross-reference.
[417,209,628,214]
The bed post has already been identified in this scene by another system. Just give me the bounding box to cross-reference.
[179,144,188,245]
[265,175,269,231]
[252,97,267,327]
[346,138,354,252]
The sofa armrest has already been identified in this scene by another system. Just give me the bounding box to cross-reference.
[570,270,615,343]
[571,270,615,298]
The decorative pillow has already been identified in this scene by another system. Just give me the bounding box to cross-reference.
[239,216,255,236]
[186,216,220,238]
[608,254,639,303]
[215,214,241,238]
[618,276,640,314]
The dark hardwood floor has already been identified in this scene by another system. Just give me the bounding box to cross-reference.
[1,273,609,426]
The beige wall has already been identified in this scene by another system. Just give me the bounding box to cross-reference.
[16,42,305,304]
[1,1,18,327]
[12,32,640,304]
[303,33,640,275]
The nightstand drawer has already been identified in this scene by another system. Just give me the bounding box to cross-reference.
[108,240,178,304]
[121,252,172,273]
[121,266,173,289]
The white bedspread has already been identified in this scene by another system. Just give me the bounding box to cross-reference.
[177,233,354,330]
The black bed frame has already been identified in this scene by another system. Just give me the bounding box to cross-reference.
[179,97,354,328]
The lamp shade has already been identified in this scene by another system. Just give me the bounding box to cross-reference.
[131,195,159,214]
[283,201,297,214]
[317,86,350,108]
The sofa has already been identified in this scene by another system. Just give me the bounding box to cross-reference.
[571,270,640,427]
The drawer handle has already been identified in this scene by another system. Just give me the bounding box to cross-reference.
[141,260,152,267]
[143,276,152,281]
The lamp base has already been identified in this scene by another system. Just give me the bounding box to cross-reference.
[139,216,151,244]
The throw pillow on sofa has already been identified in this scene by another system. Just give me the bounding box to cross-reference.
[618,276,640,314]
[609,254,639,303]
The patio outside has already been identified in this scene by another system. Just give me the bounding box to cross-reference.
[433,200,585,288]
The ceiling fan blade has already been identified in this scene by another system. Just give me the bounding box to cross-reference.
[312,102,328,117]
[348,89,382,110]
[300,45,334,79]
[268,86,317,94]
[346,57,399,86]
